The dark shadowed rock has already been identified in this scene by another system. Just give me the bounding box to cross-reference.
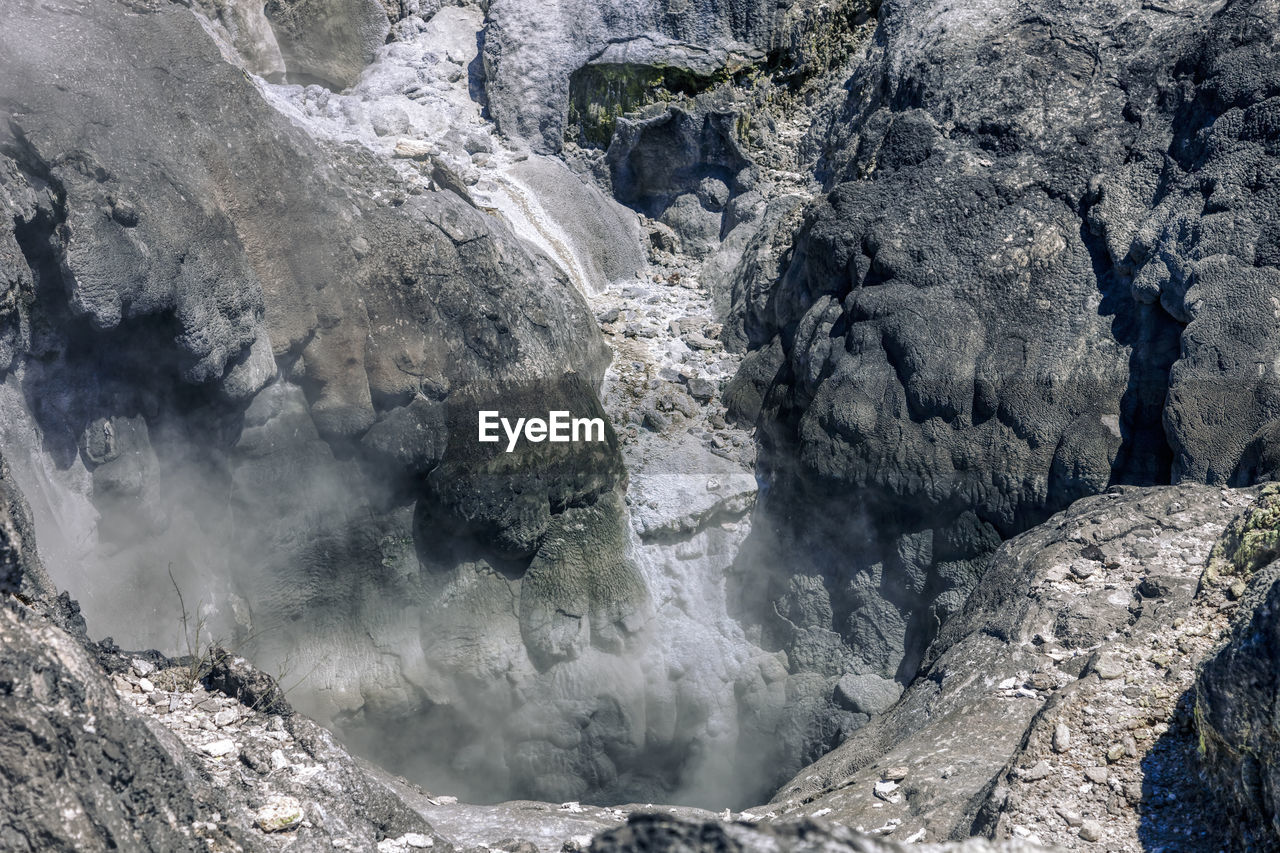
[1195,485,1280,848]
[205,647,293,717]
[729,0,1280,702]
[765,484,1253,848]
[590,812,1045,853]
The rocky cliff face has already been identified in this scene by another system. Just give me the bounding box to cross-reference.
[726,0,1280,700]
[1195,485,1280,849]
[0,0,837,811]
[6,0,1280,847]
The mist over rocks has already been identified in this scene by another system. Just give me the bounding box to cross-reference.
[0,0,836,814]
[4,0,1280,845]
[0,0,658,810]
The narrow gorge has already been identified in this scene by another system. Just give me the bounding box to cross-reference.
[5,0,1280,851]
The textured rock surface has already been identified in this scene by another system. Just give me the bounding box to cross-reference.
[765,484,1253,849]
[483,0,757,153]
[730,0,1280,699]
[0,0,640,807]
[1195,485,1280,849]
[0,600,249,853]
[590,812,1046,853]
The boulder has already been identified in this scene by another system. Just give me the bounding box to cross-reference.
[730,0,1280,694]
[765,484,1254,849]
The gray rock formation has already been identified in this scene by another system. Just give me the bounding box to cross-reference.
[765,484,1254,848]
[590,812,1045,853]
[0,0,648,808]
[482,0,872,153]
[1,599,252,853]
[728,0,1280,704]
[1195,485,1280,849]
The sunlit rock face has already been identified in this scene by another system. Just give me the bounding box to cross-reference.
[725,0,1280,700]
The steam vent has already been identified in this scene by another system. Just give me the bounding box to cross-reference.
[5,0,1280,849]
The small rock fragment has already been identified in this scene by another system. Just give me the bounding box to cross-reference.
[1053,723,1071,753]
[254,795,304,833]
[686,377,716,402]
[873,780,902,804]
[1093,655,1124,680]
[1084,766,1109,784]
[137,677,155,694]
[1055,806,1083,827]
[1079,819,1104,842]
[214,708,238,728]
[201,739,236,758]
[881,766,909,782]
[240,747,271,775]
[1018,760,1052,782]
[131,658,155,677]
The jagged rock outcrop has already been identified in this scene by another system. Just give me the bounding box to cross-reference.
[1,599,250,853]
[483,0,786,154]
[1,0,648,807]
[728,0,1280,702]
[764,483,1255,849]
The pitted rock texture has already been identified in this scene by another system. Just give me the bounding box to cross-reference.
[730,0,1280,693]
[763,484,1255,849]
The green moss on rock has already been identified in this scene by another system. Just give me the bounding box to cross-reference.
[1206,484,1280,584]
[566,63,731,148]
